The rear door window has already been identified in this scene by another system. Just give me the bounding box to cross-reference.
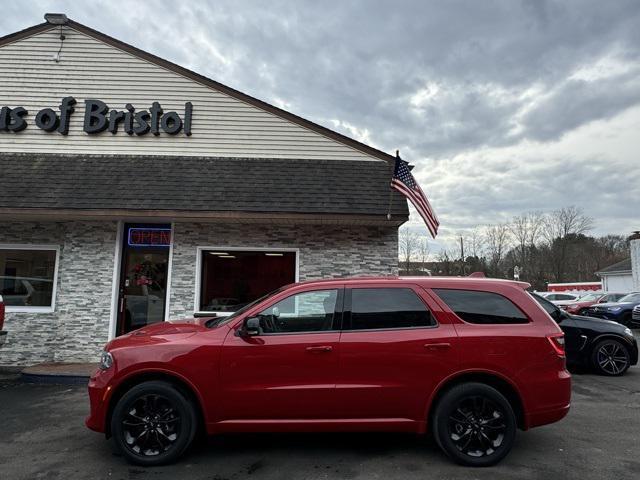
[433,289,529,324]
[347,287,435,330]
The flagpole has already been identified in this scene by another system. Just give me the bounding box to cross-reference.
[386,150,399,220]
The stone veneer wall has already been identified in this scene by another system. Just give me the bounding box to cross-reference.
[0,221,117,366]
[0,220,398,365]
[168,222,399,319]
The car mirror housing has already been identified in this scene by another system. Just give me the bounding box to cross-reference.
[239,316,261,337]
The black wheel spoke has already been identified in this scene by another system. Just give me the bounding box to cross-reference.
[121,393,182,458]
[447,395,508,458]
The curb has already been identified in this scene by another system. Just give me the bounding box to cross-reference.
[20,372,90,385]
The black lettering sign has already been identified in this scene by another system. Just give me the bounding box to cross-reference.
[58,97,76,135]
[0,98,193,136]
[35,108,59,131]
[83,99,109,133]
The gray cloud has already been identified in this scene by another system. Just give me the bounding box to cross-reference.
[2,0,639,239]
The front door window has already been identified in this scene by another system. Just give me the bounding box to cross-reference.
[117,224,170,335]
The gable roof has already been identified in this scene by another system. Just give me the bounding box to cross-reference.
[596,258,632,275]
[0,153,409,223]
[0,18,396,165]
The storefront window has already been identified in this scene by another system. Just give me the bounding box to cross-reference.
[198,249,297,313]
[0,247,59,311]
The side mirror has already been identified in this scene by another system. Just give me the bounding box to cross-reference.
[239,317,261,337]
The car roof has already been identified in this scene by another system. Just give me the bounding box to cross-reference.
[292,276,531,290]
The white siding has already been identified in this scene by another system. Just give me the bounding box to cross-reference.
[0,26,379,161]
[602,274,634,292]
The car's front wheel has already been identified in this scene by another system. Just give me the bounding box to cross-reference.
[111,380,197,466]
[432,382,516,467]
[591,339,630,376]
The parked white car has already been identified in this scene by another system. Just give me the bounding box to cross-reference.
[538,292,583,306]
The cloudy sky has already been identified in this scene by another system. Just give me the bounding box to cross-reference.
[2,1,639,249]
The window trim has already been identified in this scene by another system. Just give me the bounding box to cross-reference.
[0,243,61,313]
[432,287,531,326]
[193,246,299,317]
[342,286,438,332]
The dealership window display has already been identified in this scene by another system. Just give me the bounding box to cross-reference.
[0,246,59,311]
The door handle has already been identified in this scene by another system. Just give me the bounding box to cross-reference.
[424,342,451,351]
[306,345,333,353]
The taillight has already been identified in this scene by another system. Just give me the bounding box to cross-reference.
[0,300,5,330]
[547,333,565,357]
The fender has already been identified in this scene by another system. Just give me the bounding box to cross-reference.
[420,367,527,432]
[105,365,209,426]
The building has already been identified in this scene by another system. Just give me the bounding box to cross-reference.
[546,282,602,293]
[595,258,633,292]
[0,15,408,365]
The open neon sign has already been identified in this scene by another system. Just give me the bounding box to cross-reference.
[128,228,171,247]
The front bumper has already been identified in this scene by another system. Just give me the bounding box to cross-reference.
[85,368,115,434]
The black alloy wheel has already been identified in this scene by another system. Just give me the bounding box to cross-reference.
[432,383,516,467]
[111,381,197,466]
[592,339,630,376]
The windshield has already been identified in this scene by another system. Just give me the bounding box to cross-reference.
[207,286,287,328]
[577,293,600,302]
[618,293,640,303]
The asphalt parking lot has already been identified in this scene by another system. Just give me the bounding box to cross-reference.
[1,367,639,480]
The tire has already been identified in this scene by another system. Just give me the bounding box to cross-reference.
[111,380,197,466]
[431,382,517,467]
[591,339,630,376]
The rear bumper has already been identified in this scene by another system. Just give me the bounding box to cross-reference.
[526,402,571,429]
[522,367,572,429]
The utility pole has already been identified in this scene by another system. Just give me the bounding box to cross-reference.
[460,236,465,276]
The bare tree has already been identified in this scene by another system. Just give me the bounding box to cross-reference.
[485,223,511,277]
[542,206,593,244]
[509,211,544,279]
[398,227,419,273]
[417,237,430,273]
[466,227,485,258]
[542,206,594,282]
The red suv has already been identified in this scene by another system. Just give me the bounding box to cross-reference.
[86,277,570,467]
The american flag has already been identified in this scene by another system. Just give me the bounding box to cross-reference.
[391,154,440,238]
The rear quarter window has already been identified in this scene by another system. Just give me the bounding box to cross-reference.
[348,287,435,330]
[433,288,529,324]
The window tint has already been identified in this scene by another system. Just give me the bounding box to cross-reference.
[257,289,338,333]
[349,288,434,330]
[434,289,529,324]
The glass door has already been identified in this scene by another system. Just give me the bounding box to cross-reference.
[117,224,171,335]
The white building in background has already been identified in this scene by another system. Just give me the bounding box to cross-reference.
[630,231,640,291]
[596,258,633,292]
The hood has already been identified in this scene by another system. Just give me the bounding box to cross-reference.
[106,317,217,350]
[568,313,627,331]
[133,317,212,335]
[590,302,632,309]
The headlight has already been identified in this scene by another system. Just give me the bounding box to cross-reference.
[624,327,634,337]
[607,306,622,312]
[99,351,113,370]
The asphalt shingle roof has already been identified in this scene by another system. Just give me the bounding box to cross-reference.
[596,258,632,274]
[0,153,409,218]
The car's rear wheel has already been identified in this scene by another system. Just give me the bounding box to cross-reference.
[432,382,516,467]
[591,339,630,376]
[111,380,197,466]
